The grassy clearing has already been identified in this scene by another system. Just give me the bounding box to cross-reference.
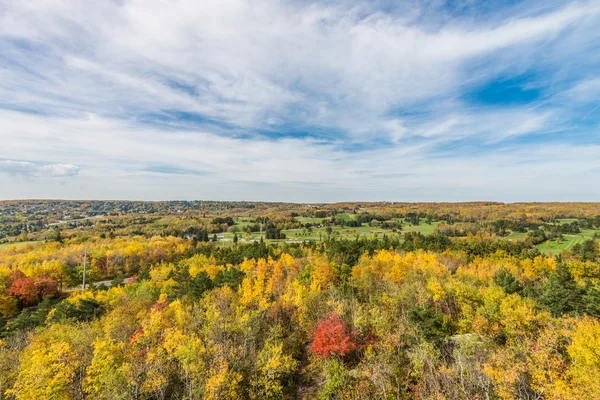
[336,213,355,221]
[537,229,599,256]
[294,216,328,224]
[401,221,439,235]
[276,221,440,242]
[0,241,43,250]
[222,217,441,244]
[505,231,528,241]
[283,225,382,241]
[198,218,600,251]
[233,219,255,228]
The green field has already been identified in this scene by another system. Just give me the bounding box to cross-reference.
[505,231,528,241]
[499,222,600,256]
[0,241,42,250]
[233,217,255,228]
[537,229,599,256]
[401,221,440,235]
[224,220,597,251]
[223,215,439,244]
[293,216,328,224]
[335,213,355,222]
[220,218,441,244]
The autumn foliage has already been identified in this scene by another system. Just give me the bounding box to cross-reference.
[9,277,58,304]
[0,201,599,399]
[311,312,357,358]
[33,278,58,298]
[8,278,38,304]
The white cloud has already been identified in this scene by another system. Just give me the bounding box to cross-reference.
[406,109,556,142]
[37,164,80,177]
[0,160,36,176]
[0,159,80,178]
[0,110,598,201]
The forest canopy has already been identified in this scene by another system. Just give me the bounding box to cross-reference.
[0,201,599,399]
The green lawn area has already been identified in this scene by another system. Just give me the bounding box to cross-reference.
[0,241,43,250]
[537,229,599,256]
[505,231,528,241]
[401,221,439,235]
[336,213,355,221]
[233,218,255,228]
[276,220,440,242]
[211,219,600,250]
[280,225,396,242]
[294,216,328,224]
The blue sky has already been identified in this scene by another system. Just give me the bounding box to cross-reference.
[1,0,599,201]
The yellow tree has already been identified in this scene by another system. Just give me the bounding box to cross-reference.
[252,339,297,399]
[9,324,95,400]
[0,339,19,400]
[568,317,600,398]
[84,339,129,400]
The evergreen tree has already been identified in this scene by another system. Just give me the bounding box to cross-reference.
[572,239,598,262]
[493,268,523,294]
[213,267,245,288]
[189,271,213,300]
[538,261,585,316]
[583,279,600,318]
[408,303,450,342]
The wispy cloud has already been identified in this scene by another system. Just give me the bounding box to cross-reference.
[0,160,80,178]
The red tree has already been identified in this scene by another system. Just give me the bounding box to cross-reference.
[34,277,59,298]
[310,312,357,358]
[9,277,38,304]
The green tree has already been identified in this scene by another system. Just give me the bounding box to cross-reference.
[408,303,450,343]
[49,226,63,243]
[538,262,585,316]
[493,268,523,295]
[583,279,600,318]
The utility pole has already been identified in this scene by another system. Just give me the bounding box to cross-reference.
[82,248,87,291]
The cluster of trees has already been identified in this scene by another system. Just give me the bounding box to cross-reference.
[552,221,581,234]
[572,239,600,262]
[265,226,286,240]
[434,223,480,237]
[580,215,600,229]
[489,219,530,235]
[0,236,195,318]
[0,226,599,399]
